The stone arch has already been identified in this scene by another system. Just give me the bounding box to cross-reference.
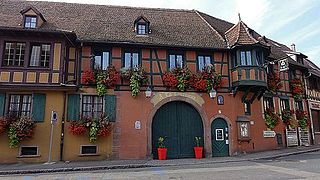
[147,95,209,158]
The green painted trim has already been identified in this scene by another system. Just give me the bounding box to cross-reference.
[67,94,80,121]
[0,93,5,116]
[32,94,46,122]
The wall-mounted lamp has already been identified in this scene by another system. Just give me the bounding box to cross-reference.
[209,88,217,99]
[145,87,152,98]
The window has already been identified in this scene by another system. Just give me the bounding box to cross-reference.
[263,96,274,110]
[280,98,290,111]
[3,42,26,66]
[29,44,51,67]
[312,110,320,132]
[20,146,38,156]
[94,51,110,70]
[289,69,296,80]
[235,50,262,67]
[80,145,97,155]
[169,54,183,70]
[8,94,32,117]
[295,101,303,110]
[124,52,139,69]
[197,55,212,71]
[24,16,37,28]
[244,101,251,115]
[137,24,147,35]
[237,120,250,140]
[82,95,103,118]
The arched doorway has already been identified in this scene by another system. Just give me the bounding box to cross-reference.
[211,118,229,157]
[152,101,204,159]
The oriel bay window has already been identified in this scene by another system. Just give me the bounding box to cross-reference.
[82,95,103,118]
[197,55,212,71]
[124,51,139,69]
[169,54,183,70]
[234,49,264,67]
[3,42,26,66]
[29,44,51,67]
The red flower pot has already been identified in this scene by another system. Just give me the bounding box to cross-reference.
[157,148,167,160]
[194,147,203,159]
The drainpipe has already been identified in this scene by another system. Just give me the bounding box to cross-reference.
[60,91,67,161]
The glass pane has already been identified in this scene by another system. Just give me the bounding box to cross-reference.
[246,51,252,65]
[102,52,109,70]
[15,43,25,66]
[94,56,102,69]
[41,44,50,67]
[124,53,131,68]
[205,56,211,66]
[132,53,139,68]
[138,24,146,34]
[240,51,246,65]
[4,43,14,66]
[169,55,176,70]
[198,56,204,71]
[30,45,41,66]
[177,55,183,68]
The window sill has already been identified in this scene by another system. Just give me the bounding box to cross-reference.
[17,155,41,158]
[78,154,100,157]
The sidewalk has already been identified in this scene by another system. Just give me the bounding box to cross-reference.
[1,145,320,175]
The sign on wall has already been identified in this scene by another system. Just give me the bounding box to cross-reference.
[279,59,289,72]
[263,130,276,138]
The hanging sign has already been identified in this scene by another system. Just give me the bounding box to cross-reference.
[279,59,289,72]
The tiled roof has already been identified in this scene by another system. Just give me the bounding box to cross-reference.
[0,0,227,49]
[305,59,320,77]
[0,0,317,71]
[225,20,259,47]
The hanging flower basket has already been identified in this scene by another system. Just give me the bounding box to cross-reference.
[121,67,148,97]
[290,78,303,101]
[68,115,113,143]
[267,72,283,93]
[0,116,9,134]
[264,108,281,130]
[295,110,309,129]
[282,109,298,129]
[82,70,96,85]
[8,116,36,148]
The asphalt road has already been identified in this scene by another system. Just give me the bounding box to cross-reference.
[2,151,320,180]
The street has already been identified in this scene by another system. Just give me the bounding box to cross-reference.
[1,151,320,180]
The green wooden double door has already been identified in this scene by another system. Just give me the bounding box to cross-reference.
[152,101,204,159]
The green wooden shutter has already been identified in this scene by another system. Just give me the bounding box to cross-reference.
[32,94,46,122]
[67,94,80,121]
[0,93,5,117]
[104,94,116,122]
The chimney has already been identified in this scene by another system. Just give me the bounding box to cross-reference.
[291,43,296,51]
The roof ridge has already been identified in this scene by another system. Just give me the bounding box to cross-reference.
[26,0,195,13]
[194,10,226,43]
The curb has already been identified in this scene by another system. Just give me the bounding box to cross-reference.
[0,147,319,175]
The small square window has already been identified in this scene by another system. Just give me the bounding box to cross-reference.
[20,146,38,156]
[80,145,97,155]
[25,16,37,28]
[137,24,147,35]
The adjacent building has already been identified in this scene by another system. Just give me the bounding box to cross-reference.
[0,0,318,163]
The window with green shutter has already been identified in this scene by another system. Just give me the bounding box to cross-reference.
[0,93,5,116]
[104,94,116,122]
[32,94,46,122]
[67,94,80,121]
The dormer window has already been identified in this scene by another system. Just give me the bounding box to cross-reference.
[24,16,37,28]
[20,6,46,29]
[134,16,150,35]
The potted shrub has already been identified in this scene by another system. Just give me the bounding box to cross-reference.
[264,108,281,130]
[157,136,167,160]
[194,136,203,159]
[296,110,309,130]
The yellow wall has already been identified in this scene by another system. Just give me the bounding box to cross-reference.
[0,91,113,163]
